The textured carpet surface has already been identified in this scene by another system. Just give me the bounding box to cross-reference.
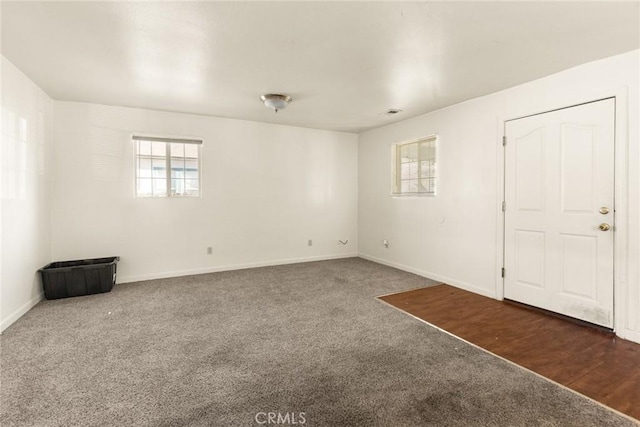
[0,258,635,426]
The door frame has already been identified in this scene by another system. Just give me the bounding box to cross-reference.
[494,87,629,338]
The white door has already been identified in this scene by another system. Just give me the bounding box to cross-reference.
[504,98,615,328]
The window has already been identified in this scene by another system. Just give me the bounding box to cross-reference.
[133,135,201,197]
[392,135,437,196]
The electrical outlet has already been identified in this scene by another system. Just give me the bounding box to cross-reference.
[206,247,213,255]
[308,240,313,247]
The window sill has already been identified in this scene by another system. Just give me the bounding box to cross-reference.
[391,193,437,198]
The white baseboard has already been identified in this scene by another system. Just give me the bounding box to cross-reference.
[358,253,496,299]
[1,292,44,333]
[620,328,640,345]
[118,253,359,284]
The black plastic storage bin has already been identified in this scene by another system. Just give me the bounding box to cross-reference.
[39,257,120,300]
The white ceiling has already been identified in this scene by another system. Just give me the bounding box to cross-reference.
[2,1,638,133]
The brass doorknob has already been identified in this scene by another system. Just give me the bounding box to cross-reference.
[598,223,611,231]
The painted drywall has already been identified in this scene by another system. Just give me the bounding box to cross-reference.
[1,57,53,331]
[358,50,640,342]
[52,103,358,282]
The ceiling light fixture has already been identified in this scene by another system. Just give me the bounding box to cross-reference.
[261,94,292,113]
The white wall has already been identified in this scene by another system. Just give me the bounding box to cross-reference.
[358,50,640,342]
[52,103,358,282]
[1,57,53,331]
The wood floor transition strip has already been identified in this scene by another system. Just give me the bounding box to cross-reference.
[379,284,640,421]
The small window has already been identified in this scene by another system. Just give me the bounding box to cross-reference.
[392,135,437,196]
[133,135,202,197]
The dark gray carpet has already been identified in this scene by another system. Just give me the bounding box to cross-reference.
[0,258,635,426]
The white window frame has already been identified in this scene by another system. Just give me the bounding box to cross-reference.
[133,135,202,198]
[391,134,438,197]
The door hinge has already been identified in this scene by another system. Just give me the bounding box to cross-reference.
[501,268,505,278]
[502,136,507,146]
[501,201,506,212]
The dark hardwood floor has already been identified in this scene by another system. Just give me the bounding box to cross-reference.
[379,284,640,421]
